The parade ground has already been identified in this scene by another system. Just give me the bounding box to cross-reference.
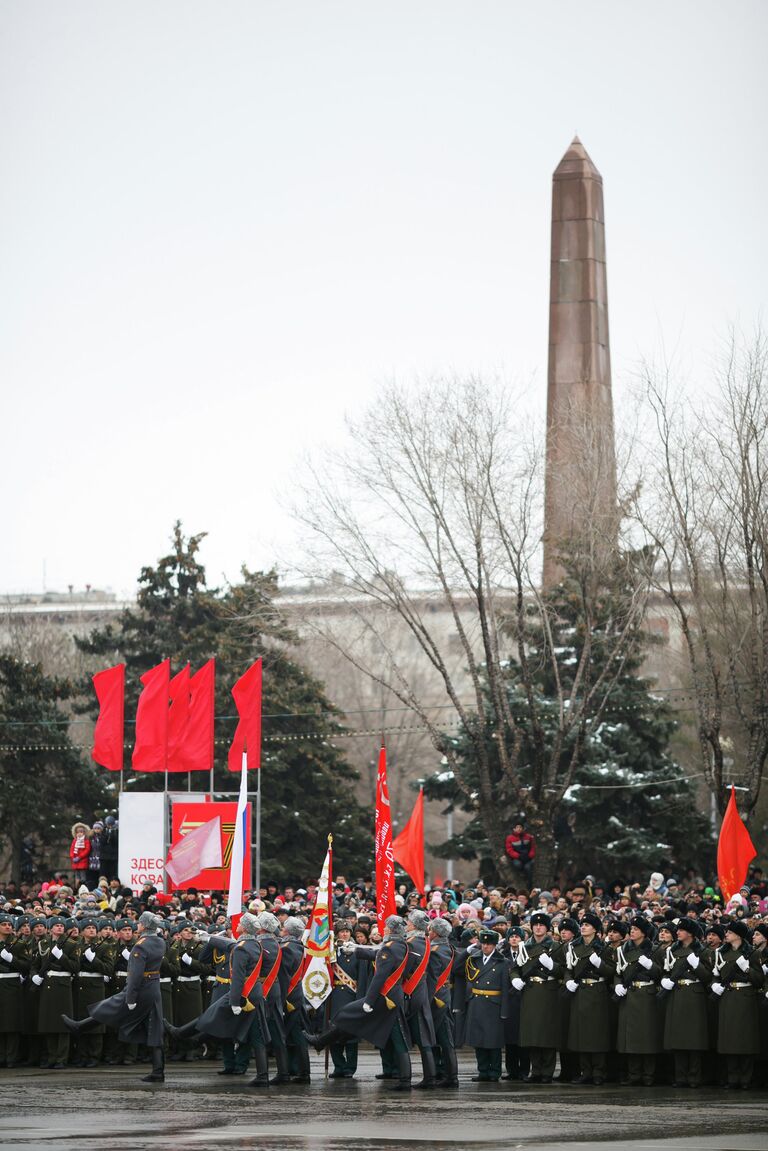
[2,1051,766,1151]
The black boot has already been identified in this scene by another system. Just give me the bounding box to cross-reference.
[61,1015,98,1036]
[303,1026,342,1052]
[163,1019,198,1043]
[249,1046,270,1088]
[390,1051,412,1091]
[436,1045,459,1087]
[141,1047,165,1083]
[270,1043,292,1085]
[291,1044,311,1083]
[413,1047,437,1089]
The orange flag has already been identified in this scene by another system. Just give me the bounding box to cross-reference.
[717,786,756,901]
[393,787,425,893]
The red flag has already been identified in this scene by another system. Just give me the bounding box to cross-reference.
[393,787,425,893]
[91,664,125,772]
[375,746,397,932]
[717,785,756,901]
[132,659,170,773]
[185,659,215,773]
[167,664,191,773]
[227,659,262,772]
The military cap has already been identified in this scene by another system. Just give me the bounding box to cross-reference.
[407,910,431,934]
[507,924,526,940]
[115,918,135,931]
[751,921,768,942]
[383,915,407,940]
[529,912,551,929]
[705,922,726,942]
[63,918,78,931]
[460,927,478,945]
[0,913,15,926]
[677,916,703,940]
[724,919,750,941]
[559,917,580,937]
[47,915,66,929]
[606,919,629,937]
[581,911,603,933]
[30,916,48,929]
[97,918,115,930]
[429,918,452,939]
[333,920,353,934]
[630,916,654,938]
[478,929,500,945]
[15,914,32,928]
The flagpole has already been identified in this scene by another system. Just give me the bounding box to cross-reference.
[255,760,261,893]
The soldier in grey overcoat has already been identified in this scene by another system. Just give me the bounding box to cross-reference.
[63,911,167,1083]
[463,929,510,1082]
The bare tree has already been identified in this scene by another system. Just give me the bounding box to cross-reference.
[635,330,768,819]
[292,376,648,884]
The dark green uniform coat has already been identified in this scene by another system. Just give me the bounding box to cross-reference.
[713,944,762,1055]
[34,937,79,1034]
[566,940,617,1053]
[74,939,112,1032]
[662,941,711,1051]
[614,940,662,1055]
[0,934,28,1033]
[515,937,562,1049]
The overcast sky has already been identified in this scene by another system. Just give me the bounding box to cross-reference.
[2,2,766,598]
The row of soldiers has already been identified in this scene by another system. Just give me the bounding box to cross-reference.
[2,908,767,1089]
[0,911,239,1070]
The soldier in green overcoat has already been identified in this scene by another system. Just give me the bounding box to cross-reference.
[72,919,112,1066]
[551,917,579,1083]
[105,920,138,1064]
[512,912,562,1083]
[32,915,79,1068]
[565,912,617,1085]
[660,916,711,1088]
[170,922,205,1061]
[701,921,726,1086]
[22,916,49,1067]
[613,917,662,1085]
[710,920,763,1088]
[0,913,29,1067]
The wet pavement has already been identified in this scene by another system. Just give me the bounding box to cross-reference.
[1,1051,766,1150]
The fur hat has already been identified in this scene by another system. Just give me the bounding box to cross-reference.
[724,919,749,942]
[71,822,92,837]
[429,918,452,939]
[407,910,431,934]
[677,916,704,940]
[582,911,603,933]
[254,912,280,935]
[630,916,654,939]
[384,915,407,940]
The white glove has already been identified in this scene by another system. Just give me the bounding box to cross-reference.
[638,954,652,970]
[511,977,525,991]
[539,953,554,971]
[362,1002,373,1013]
[762,963,768,975]
[686,953,700,970]
[127,1002,137,1011]
[736,954,749,973]
[122,948,131,961]
[196,931,210,942]
[51,945,63,960]
[182,952,193,966]
[32,973,44,986]
[589,952,601,969]
[0,948,13,963]
[566,979,578,993]
[615,984,627,998]
[84,947,96,962]
[711,982,724,996]
[341,941,357,954]
[231,1005,242,1015]
[661,977,674,991]
[104,975,110,983]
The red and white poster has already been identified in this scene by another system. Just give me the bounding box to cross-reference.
[168,800,251,891]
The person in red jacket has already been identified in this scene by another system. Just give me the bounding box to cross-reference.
[69,822,92,873]
[505,819,535,880]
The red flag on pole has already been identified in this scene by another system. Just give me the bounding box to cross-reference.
[132,659,170,773]
[167,663,191,773]
[185,659,215,773]
[375,745,397,932]
[717,785,756,901]
[227,659,262,772]
[91,663,125,772]
[393,786,425,893]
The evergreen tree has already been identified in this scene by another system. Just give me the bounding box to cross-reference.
[422,567,713,884]
[0,655,109,878]
[77,523,371,880]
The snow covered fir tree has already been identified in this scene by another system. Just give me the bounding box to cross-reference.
[422,562,713,885]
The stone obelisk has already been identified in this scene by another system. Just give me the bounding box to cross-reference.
[542,137,617,589]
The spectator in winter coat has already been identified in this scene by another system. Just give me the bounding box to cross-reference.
[505,821,536,880]
[69,823,92,873]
